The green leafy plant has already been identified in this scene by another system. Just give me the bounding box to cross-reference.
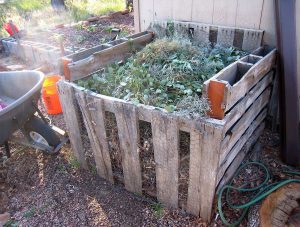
[150,203,164,217]
[77,36,247,117]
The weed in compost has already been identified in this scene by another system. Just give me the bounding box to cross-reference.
[104,111,124,185]
[138,121,156,198]
[77,36,247,117]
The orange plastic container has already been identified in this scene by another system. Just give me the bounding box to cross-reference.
[42,75,62,115]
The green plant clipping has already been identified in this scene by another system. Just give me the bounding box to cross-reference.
[77,36,247,117]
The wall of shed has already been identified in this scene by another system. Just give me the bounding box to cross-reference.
[133,0,300,121]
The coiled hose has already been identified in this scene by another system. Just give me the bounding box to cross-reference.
[217,162,300,226]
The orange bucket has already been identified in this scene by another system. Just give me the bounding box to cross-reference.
[42,75,62,115]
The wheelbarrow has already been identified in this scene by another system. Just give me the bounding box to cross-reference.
[0,70,68,157]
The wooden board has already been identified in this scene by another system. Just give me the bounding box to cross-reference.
[57,81,88,169]
[67,32,154,81]
[223,71,273,133]
[218,110,267,182]
[76,90,113,181]
[199,124,223,221]
[220,88,270,160]
[217,123,264,189]
[191,0,214,24]
[151,111,179,208]
[153,0,173,21]
[235,0,264,29]
[86,94,114,184]
[173,0,193,21]
[212,0,238,27]
[139,0,154,31]
[114,102,143,194]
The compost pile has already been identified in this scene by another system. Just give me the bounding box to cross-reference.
[77,36,247,117]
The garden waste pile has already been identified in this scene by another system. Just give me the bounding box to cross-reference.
[77,36,247,118]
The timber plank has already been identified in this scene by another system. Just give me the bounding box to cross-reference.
[114,102,143,194]
[220,89,270,160]
[76,90,112,180]
[217,123,265,189]
[57,81,88,169]
[186,124,204,216]
[223,72,273,133]
[199,124,223,221]
[152,112,179,208]
[68,32,154,81]
[86,95,114,184]
[218,110,267,181]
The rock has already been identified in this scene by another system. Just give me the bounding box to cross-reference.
[0,212,10,226]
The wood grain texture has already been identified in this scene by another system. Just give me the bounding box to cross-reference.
[173,0,193,21]
[199,124,223,221]
[218,110,267,182]
[153,0,173,21]
[191,0,214,24]
[76,90,111,180]
[139,0,154,31]
[133,0,141,32]
[235,0,264,29]
[86,95,114,184]
[213,0,237,26]
[114,102,143,194]
[217,123,264,189]
[152,112,179,208]
[57,81,88,169]
[186,124,204,216]
[221,89,270,160]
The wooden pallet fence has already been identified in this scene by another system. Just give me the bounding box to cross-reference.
[57,21,276,222]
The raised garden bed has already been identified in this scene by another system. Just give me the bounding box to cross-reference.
[57,21,276,221]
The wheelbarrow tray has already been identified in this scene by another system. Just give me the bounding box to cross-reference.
[0,70,44,145]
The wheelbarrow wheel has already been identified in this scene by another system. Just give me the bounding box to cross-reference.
[24,116,61,153]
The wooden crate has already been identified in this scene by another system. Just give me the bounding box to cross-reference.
[57,21,276,221]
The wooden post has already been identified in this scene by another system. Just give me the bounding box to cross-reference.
[57,81,88,169]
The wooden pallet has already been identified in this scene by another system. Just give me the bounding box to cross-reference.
[57,21,276,221]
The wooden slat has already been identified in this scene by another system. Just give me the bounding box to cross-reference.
[242,29,264,51]
[86,95,114,184]
[223,72,273,133]
[152,112,179,208]
[76,90,113,181]
[57,81,88,169]
[213,0,238,26]
[191,0,214,24]
[139,0,154,31]
[133,0,141,32]
[186,124,204,216]
[218,109,267,181]
[114,102,143,194]
[68,32,154,81]
[153,0,173,21]
[173,0,193,21]
[235,0,264,29]
[217,124,264,190]
[220,88,270,160]
[199,124,223,221]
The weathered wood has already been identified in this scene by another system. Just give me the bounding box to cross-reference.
[223,72,273,133]
[68,32,154,81]
[76,90,113,181]
[217,123,264,189]
[220,89,270,160]
[260,183,300,227]
[204,49,276,116]
[199,124,223,221]
[217,27,235,47]
[218,111,267,182]
[114,102,143,194]
[186,124,204,216]
[152,112,179,208]
[57,81,88,169]
[212,0,237,26]
[86,95,114,184]
[133,0,141,32]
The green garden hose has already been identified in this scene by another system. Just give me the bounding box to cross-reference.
[217,162,300,226]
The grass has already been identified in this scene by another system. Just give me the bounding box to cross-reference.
[150,203,164,217]
[0,0,126,36]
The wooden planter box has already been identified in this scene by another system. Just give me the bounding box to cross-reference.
[57,21,276,221]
